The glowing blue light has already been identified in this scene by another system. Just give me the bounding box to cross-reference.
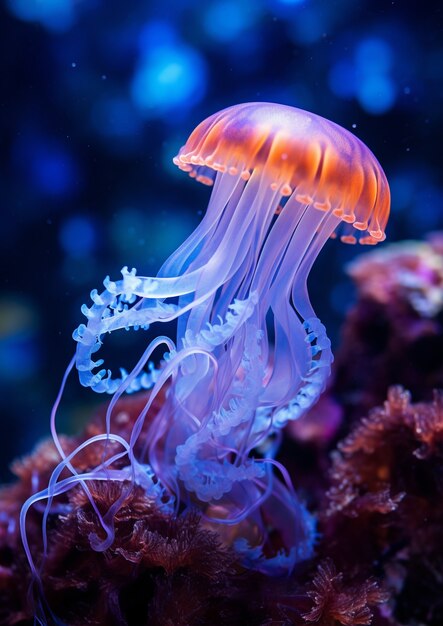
[328,60,357,98]
[6,0,75,32]
[149,209,195,259]
[356,74,396,115]
[131,43,207,118]
[59,216,96,257]
[0,336,38,381]
[110,208,149,261]
[203,1,256,42]
[355,37,393,74]
[30,144,78,197]
[329,35,397,113]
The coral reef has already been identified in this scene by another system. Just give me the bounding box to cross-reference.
[5,380,443,625]
[0,389,389,626]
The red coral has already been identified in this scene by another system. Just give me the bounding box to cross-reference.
[324,387,443,626]
[0,392,258,626]
[303,560,387,626]
[333,236,443,420]
[327,386,443,519]
[5,381,443,625]
[41,481,237,625]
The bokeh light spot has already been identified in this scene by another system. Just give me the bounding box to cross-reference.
[355,37,393,74]
[29,144,78,197]
[357,74,396,114]
[6,0,76,32]
[59,215,97,257]
[289,6,329,45]
[203,0,255,42]
[138,20,177,50]
[131,43,207,118]
[110,207,195,271]
[0,298,39,382]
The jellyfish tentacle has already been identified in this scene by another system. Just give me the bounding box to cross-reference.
[174,322,267,502]
[159,172,245,279]
[74,174,272,396]
[259,206,339,413]
[182,170,273,334]
[182,292,259,352]
[21,433,129,576]
[269,319,332,427]
[291,210,342,318]
[74,272,176,393]
[163,182,336,523]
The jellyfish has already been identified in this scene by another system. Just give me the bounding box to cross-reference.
[21,103,390,589]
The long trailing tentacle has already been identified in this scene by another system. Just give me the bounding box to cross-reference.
[72,170,325,565]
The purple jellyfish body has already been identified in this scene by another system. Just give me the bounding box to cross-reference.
[21,103,390,590]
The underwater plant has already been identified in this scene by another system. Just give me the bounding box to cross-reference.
[18,103,390,618]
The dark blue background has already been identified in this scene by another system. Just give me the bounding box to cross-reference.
[1,0,442,481]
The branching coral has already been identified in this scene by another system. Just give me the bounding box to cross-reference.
[1,398,239,626]
[44,486,237,626]
[324,386,443,625]
[327,387,443,518]
[303,559,388,626]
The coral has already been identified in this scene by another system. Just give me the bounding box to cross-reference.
[7,256,443,624]
[0,396,241,626]
[302,560,388,626]
[324,386,443,625]
[333,235,443,419]
[327,386,443,518]
[347,239,443,318]
[0,389,390,626]
[43,484,237,626]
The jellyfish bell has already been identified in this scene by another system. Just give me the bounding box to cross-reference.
[21,103,390,597]
[174,102,390,244]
